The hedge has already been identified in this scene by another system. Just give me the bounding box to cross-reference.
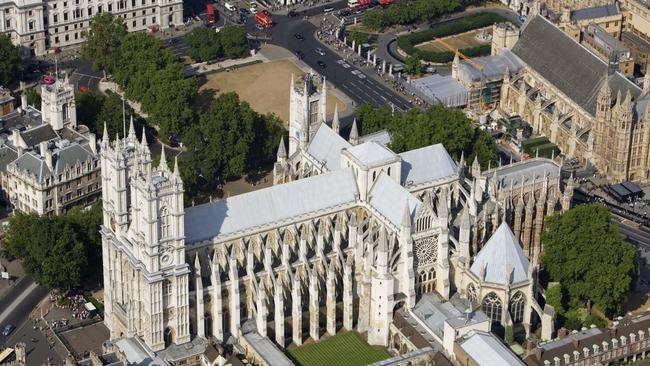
[397,12,509,63]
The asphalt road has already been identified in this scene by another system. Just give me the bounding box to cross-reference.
[246,5,411,110]
[0,277,55,365]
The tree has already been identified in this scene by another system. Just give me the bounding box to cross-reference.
[218,26,249,59]
[2,205,103,291]
[545,283,565,316]
[81,12,128,75]
[354,102,393,135]
[24,87,41,110]
[76,90,104,132]
[95,91,144,138]
[541,204,637,316]
[348,29,369,46]
[404,54,422,75]
[182,92,285,196]
[0,34,20,86]
[185,27,222,62]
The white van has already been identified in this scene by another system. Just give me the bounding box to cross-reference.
[224,2,236,11]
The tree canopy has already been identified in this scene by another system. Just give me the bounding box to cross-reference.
[363,0,464,29]
[541,204,637,316]
[354,103,496,168]
[76,90,145,139]
[404,54,422,75]
[81,12,128,74]
[184,26,249,63]
[182,92,285,197]
[2,205,103,291]
[0,34,20,86]
[112,32,196,141]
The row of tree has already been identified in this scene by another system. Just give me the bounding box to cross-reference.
[2,205,103,291]
[354,102,496,169]
[76,89,145,138]
[82,13,196,141]
[363,0,479,30]
[184,27,249,63]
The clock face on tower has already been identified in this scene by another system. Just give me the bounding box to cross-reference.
[160,245,173,266]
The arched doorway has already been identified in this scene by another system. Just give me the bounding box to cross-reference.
[164,327,175,347]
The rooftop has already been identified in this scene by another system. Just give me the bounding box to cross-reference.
[243,332,294,366]
[458,331,525,366]
[411,74,469,108]
[470,222,530,285]
[368,173,420,227]
[512,15,639,117]
[346,141,397,167]
[306,124,351,171]
[571,3,620,22]
[399,144,457,187]
[482,158,560,190]
[184,168,359,243]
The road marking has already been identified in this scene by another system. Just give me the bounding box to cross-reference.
[0,282,38,325]
[71,72,101,79]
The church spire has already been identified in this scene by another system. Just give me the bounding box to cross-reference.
[128,115,136,142]
[173,156,180,177]
[102,122,109,145]
[332,104,340,134]
[349,118,359,145]
[277,136,287,160]
[159,146,168,171]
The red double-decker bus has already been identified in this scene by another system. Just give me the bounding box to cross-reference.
[255,12,273,28]
[206,4,216,25]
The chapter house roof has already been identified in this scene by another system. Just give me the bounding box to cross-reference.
[470,222,530,285]
[184,168,359,243]
[512,15,640,117]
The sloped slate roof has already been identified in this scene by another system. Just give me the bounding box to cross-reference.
[347,141,397,167]
[184,168,359,243]
[53,143,95,174]
[470,222,530,285]
[306,124,351,171]
[13,151,50,182]
[399,144,457,187]
[571,3,619,22]
[368,173,420,227]
[459,331,525,366]
[512,15,640,116]
[20,124,58,148]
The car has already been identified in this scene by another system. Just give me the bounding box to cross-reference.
[239,7,249,14]
[2,324,15,337]
[315,47,325,56]
[250,7,257,13]
[323,7,334,13]
[339,9,350,16]
[317,60,326,68]
[294,33,304,40]
[255,23,264,30]
[295,50,305,59]
[288,10,298,17]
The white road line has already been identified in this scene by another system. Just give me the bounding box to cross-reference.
[0,282,38,325]
[72,72,101,79]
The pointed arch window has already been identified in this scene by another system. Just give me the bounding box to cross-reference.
[482,292,502,324]
[160,207,171,238]
[510,291,525,323]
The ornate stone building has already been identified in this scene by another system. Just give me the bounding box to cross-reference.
[494,14,650,182]
[101,74,573,363]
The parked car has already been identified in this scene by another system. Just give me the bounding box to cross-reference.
[317,60,326,68]
[315,47,325,56]
[295,50,305,59]
[288,10,298,17]
[294,33,304,40]
[2,324,15,336]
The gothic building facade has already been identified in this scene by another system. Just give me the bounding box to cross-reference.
[495,14,650,183]
[101,74,573,363]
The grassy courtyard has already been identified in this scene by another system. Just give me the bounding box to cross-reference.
[288,332,391,366]
[416,27,493,53]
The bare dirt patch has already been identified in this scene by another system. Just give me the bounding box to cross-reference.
[198,59,347,124]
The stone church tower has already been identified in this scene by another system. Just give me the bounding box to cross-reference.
[40,75,77,130]
[288,72,327,155]
[101,122,190,352]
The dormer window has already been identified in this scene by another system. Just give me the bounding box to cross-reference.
[583,347,589,358]
[563,354,570,365]
[602,341,608,351]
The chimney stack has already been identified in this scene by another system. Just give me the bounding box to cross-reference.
[89,132,97,154]
[40,141,53,170]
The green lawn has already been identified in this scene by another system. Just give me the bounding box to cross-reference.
[288,332,391,366]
